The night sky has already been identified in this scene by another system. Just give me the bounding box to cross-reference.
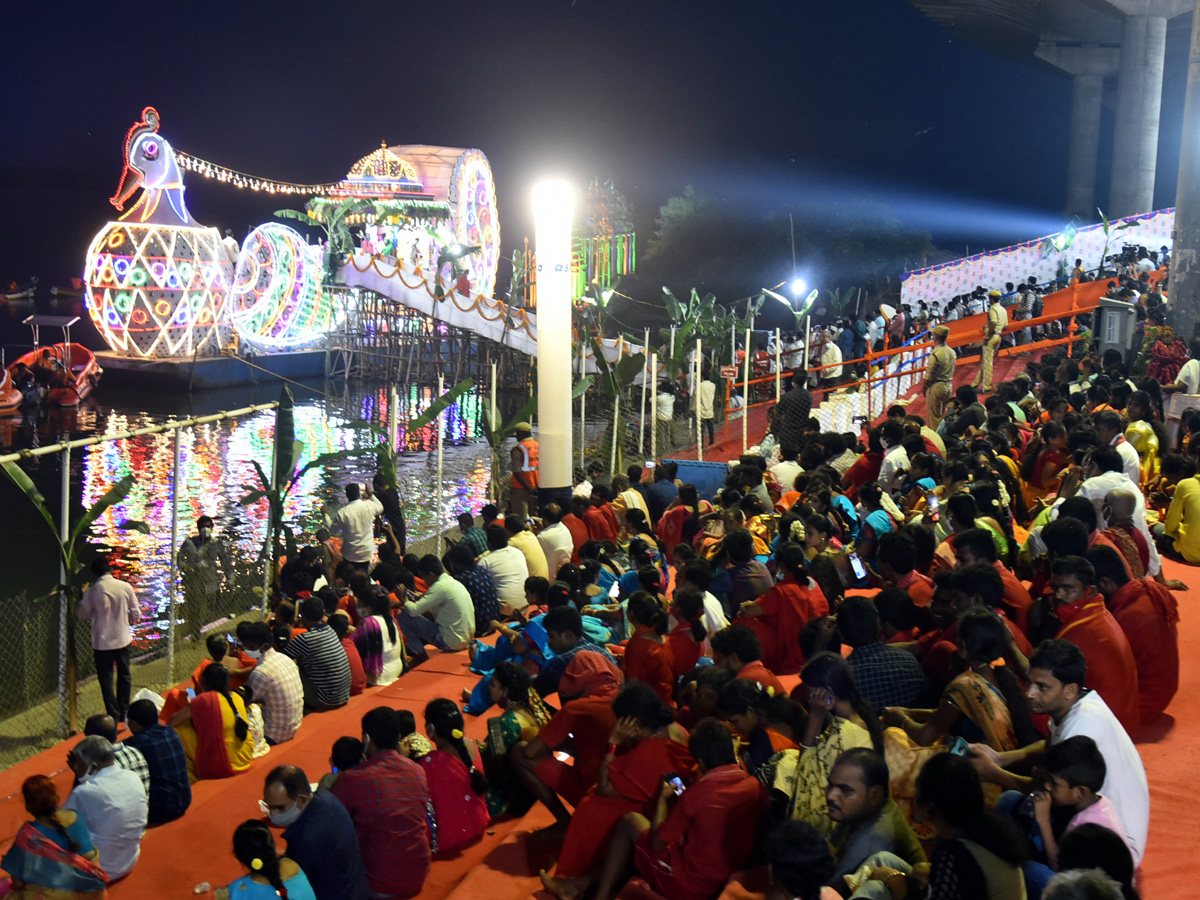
[0,0,1190,291]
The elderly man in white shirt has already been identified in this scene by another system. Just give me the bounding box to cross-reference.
[64,736,147,880]
[534,503,575,581]
[77,557,141,723]
[325,482,383,568]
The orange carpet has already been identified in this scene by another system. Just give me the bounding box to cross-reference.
[0,576,1193,898]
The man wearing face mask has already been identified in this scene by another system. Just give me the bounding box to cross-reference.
[263,765,369,900]
[178,515,229,639]
[243,621,303,745]
[63,735,147,881]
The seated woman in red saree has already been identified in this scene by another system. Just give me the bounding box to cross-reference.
[1021,421,1069,508]
[540,682,694,890]
[622,593,676,705]
[735,543,828,676]
[169,663,255,782]
[666,589,706,679]
[420,699,490,853]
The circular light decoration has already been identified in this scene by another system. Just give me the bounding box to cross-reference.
[84,222,231,357]
[226,223,336,352]
[449,150,500,298]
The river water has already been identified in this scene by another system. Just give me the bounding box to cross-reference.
[0,376,506,651]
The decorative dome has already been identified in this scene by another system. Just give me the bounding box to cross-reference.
[347,143,419,182]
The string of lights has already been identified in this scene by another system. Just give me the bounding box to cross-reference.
[175,151,344,196]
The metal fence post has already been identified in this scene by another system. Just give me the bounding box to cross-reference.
[167,425,181,684]
[695,339,703,462]
[742,328,751,454]
[57,445,70,738]
[436,374,445,556]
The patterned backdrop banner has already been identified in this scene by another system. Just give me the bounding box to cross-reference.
[901,209,1175,310]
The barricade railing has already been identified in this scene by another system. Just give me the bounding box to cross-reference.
[719,273,1143,450]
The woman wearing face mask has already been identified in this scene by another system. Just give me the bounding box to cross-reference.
[169,663,255,782]
[217,819,316,900]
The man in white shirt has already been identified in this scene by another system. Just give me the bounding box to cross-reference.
[477,525,530,612]
[819,329,843,382]
[325,483,383,569]
[1093,410,1141,487]
[77,557,141,722]
[401,556,476,658]
[769,444,803,493]
[64,736,147,879]
[877,421,909,496]
[1052,445,1161,577]
[534,503,574,582]
[969,640,1148,866]
[1164,338,1200,396]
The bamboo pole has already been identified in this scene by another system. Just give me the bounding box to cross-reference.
[742,327,751,454]
[695,339,703,462]
[579,342,586,474]
[639,328,649,456]
[651,354,658,461]
[775,327,782,402]
[167,428,181,684]
[58,446,71,736]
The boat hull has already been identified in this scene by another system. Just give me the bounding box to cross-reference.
[7,343,103,407]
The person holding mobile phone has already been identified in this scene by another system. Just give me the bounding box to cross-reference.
[540,683,692,893]
[850,482,897,578]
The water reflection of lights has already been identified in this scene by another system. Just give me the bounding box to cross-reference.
[79,387,495,648]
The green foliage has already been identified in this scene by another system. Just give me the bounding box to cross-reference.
[658,287,762,373]
[1096,208,1140,274]
[276,199,371,283]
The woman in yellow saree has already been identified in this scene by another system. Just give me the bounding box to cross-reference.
[170,663,254,782]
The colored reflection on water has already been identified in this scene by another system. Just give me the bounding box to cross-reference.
[64,382,497,648]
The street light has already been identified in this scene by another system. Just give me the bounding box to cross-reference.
[532,179,574,506]
[790,278,806,297]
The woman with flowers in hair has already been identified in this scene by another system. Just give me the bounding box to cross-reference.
[216,819,316,900]
[420,699,490,852]
[481,661,553,817]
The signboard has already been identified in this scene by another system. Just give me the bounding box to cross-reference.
[720,365,737,379]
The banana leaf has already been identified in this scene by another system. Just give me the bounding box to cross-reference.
[1,460,60,551]
[68,474,136,555]
[272,387,295,491]
[407,378,476,432]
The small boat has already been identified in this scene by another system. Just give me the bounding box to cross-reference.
[7,343,103,407]
[0,368,21,416]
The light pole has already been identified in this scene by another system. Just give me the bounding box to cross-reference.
[532,180,575,508]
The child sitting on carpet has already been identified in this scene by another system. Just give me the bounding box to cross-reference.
[317,736,364,792]
[1024,735,1136,896]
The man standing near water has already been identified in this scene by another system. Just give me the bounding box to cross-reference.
[326,483,384,571]
[510,422,539,520]
[178,515,229,639]
[77,557,141,723]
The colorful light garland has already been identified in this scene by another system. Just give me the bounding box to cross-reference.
[175,151,344,196]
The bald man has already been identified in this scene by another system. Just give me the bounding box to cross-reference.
[1101,489,1149,580]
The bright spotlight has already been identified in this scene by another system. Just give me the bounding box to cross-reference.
[790,278,806,296]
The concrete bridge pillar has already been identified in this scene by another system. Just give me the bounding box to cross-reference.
[1036,44,1121,218]
[1105,1,1192,216]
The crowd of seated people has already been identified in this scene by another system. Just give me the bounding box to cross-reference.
[17,321,1200,900]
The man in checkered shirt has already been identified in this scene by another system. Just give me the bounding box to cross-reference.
[243,621,303,744]
[84,714,149,798]
[837,596,927,709]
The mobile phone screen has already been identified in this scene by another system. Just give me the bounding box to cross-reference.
[185,688,196,700]
[645,460,656,469]
[666,775,685,795]
[849,552,867,580]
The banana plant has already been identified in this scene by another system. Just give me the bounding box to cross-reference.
[239,387,378,576]
[1095,209,1140,275]
[0,463,148,732]
[590,335,646,472]
[480,377,593,500]
[826,286,857,318]
[275,199,371,283]
[660,287,763,374]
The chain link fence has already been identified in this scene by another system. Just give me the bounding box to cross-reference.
[0,382,500,770]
